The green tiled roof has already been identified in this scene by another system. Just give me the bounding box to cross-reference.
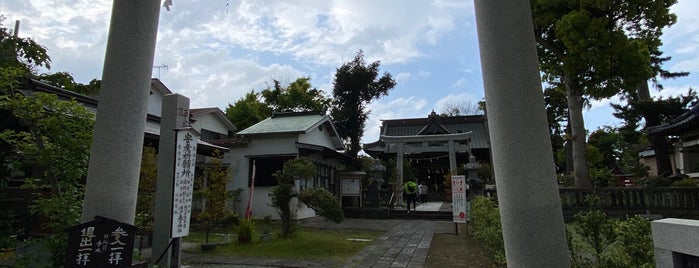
[237,113,327,135]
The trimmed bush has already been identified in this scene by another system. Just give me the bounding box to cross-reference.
[470,196,505,266]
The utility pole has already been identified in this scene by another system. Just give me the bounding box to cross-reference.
[13,20,19,37]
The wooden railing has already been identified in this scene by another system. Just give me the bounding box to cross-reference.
[559,187,699,219]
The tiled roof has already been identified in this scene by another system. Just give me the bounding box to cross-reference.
[236,111,330,135]
[647,102,699,136]
[377,115,490,149]
[190,107,237,131]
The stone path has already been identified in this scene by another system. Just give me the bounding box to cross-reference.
[342,221,436,268]
[182,203,455,267]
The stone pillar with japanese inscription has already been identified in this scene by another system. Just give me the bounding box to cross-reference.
[152,94,192,267]
[473,0,570,266]
[81,0,161,223]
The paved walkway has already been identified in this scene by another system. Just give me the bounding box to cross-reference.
[184,202,455,268]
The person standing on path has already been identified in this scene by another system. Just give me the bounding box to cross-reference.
[403,179,418,213]
[418,181,428,203]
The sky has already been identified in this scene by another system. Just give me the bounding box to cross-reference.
[3,0,698,146]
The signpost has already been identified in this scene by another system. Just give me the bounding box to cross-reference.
[171,128,198,238]
[451,175,468,234]
[153,95,199,267]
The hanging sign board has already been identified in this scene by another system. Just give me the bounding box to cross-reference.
[341,178,361,195]
[451,175,468,223]
[171,128,198,238]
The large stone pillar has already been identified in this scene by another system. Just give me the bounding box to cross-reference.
[448,140,457,175]
[395,142,405,207]
[81,0,161,223]
[152,94,190,267]
[473,0,570,266]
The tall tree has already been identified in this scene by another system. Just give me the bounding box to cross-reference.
[261,77,331,113]
[531,0,677,187]
[195,150,234,244]
[544,85,569,173]
[440,100,483,116]
[37,72,101,96]
[225,90,273,131]
[0,16,50,96]
[0,92,94,266]
[331,50,396,157]
[612,89,696,176]
[227,78,331,132]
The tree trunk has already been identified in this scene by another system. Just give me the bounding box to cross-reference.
[565,121,574,175]
[636,82,673,176]
[564,77,591,187]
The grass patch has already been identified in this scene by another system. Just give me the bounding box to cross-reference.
[183,232,232,244]
[189,227,380,260]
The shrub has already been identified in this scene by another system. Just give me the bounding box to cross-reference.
[298,187,344,223]
[571,195,616,266]
[606,215,654,267]
[671,178,698,187]
[270,158,316,238]
[470,196,506,266]
[237,218,255,244]
[640,176,672,187]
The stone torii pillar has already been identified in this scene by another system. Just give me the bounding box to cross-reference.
[395,142,405,207]
[382,133,471,208]
[81,0,161,224]
[473,0,570,266]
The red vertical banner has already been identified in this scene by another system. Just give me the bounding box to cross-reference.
[244,160,256,219]
[451,175,468,223]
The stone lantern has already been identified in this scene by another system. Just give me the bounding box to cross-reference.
[364,159,386,208]
[464,155,484,197]
[371,159,386,190]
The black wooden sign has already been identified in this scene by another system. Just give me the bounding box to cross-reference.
[65,216,136,267]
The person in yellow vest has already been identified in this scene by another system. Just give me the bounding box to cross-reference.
[403,179,418,213]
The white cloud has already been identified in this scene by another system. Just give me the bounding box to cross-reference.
[362,96,429,143]
[588,98,614,111]
[160,52,304,109]
[650,85,696,99]
[451,78,467,89]
[395,72,412,83]
[670,57,699,73]
[201,0,473,66]
[434,92,479,112]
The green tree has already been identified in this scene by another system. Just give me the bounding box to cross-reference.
[0,17,50,99]
[612,89,696,176]
[269,158,316,238]
[226,90,273,131]
[135,146,157,235]
[571,195,616,267]
[0,18,101,266]
[261,77,331,113]
[544,84,570,174]
[36,71,101,96]
[0,16,50,78]
[330,50,396,157]
[227,78,331,132]
[298,187,344,223]
[196,150,235,244]
[0,92,93,267]
[532,0,678,187]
